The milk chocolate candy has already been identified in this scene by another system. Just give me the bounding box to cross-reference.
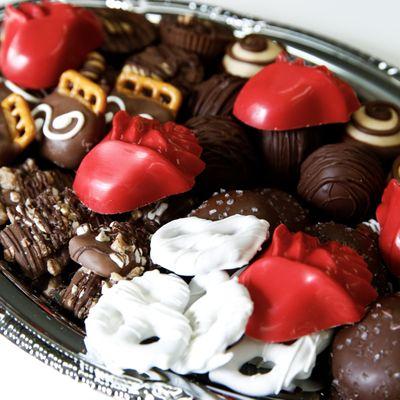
[69,221,150,279]
[345,101,400,160]
[33,71,107,169]
[0,188,108,279]
[332,293,400,400]
[190,188,309,232]
[298,143,385,222]
[160,14,233,58]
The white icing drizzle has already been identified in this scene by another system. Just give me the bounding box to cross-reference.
[84,270,191,373]
[363,219,381,235]
[3,79,42,104]
[32,103,85,141]
[209,330,333,397]
[105,95,126,123]
[172,277,253,374]
[150,215,270,276]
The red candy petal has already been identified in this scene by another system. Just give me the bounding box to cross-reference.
[377,179,400,276]
[1,2,104,89]
[239,225,377,343]
[233,54,360,131]
[73,112,205,214]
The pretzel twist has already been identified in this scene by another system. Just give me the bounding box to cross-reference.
[116,72,182,115]
[58,70,106,115]
[1,93,35,149]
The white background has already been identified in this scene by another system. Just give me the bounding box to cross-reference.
[0,1,399,399]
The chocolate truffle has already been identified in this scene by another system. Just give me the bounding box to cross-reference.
[33,92,105,169]
[186,116,257,193]
[190,188,309,232]
[261,127,324,187]
[124,44,204,95]
[186,74,245,118]
[160,14,233,58]
[390,155,400,181]
[223,34,283,78]
[345,101,400,160]
[92,8,157,56]
[297,143,385,222]
[307,221,392,295]
[332,293,400,400]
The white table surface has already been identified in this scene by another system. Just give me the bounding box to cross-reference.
[0,1,399,399]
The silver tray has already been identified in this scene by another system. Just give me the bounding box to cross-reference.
[0,1,399,399]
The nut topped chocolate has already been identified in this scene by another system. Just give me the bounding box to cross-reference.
[345,101,400,159]
[332,293,400,400]
[223,34,283,78]
[298,143,385,222]
[190,188,309,232]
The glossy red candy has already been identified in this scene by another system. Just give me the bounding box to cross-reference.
[239,225,377,343]
[377,179,400,277]
[1,2,103,89]
[73,112,205,214]
[233,54,360,131]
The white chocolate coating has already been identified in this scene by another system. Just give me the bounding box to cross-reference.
[84,270,191,373]
[347,124,400,147]
[32,103,85,141]
[172,277,253,374]
[150,215,270,276]
[209,330,333,397]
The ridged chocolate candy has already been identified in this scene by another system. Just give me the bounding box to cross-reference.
[297,143,385,222]
[332,294,400,400]
[186,116,257,193]
[190,188,309,232]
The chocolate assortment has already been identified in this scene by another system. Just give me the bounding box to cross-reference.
[0,2,399,399]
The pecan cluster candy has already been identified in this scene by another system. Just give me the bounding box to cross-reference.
[0,158,71,225]
[0,188,107,279]
[62,221,152,318]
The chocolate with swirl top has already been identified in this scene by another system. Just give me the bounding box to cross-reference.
[297,143,385,222]
[186,74,245,118]
[345,101,400,159]
[223,34,283,78]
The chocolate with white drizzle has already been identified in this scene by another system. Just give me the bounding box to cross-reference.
[345,101,400,159]
[223,34,283,78]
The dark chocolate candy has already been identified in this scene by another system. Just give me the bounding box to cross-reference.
[390,155,400,181]
[190,188,309,232]
[0,188,109,279]
[261,127,323,187]
[34,92,105,169]
[186,116,257,193]
[307,221,392,295]
[61,267,103,319]
[345,101,400,160]
[124,44,204,95]
[69,221,150,278]
[92,8,157,56]
[297,143,385,222]
[186,74,245,118]
[159,15,233,58]
[106,91,174,124]
[332,293,400,400]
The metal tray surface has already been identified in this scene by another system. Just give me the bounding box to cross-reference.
[0,1,399,399]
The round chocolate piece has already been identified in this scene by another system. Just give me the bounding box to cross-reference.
[223,34,283,78]
[307,222,392,295]
[345,101,400,160]
[160,15,233,58]
[106,91,175,124]
[124,44,204,95]
[332,293,400,400]
[186,116,257,193]
[297,143,385,222]
[190,188,309,232]
[186,74,245,118]
[261,127,323,187]
[34,92,106,169]
[92,8,157,56]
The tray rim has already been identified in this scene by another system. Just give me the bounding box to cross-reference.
[0,1,399,400]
